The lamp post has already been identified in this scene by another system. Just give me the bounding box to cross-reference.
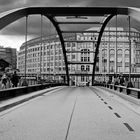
[54,72,56,82]
[103,45,106,83]
[39,14,43,84]
[115,15,118,75]
[133,40,137,73]
[128,16,133,87]
[54,44,56,82]
[23,15,28,86]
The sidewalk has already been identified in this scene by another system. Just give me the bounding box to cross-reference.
[0,86,64,112]
[96,86,140,116]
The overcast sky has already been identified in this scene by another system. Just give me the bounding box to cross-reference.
[0,0,140,50]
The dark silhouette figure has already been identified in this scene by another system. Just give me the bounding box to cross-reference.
[114,77,119,85]
[1,73,7,89]
[11,71,20,87]
[107,76,112,84]
[120,76,125,86]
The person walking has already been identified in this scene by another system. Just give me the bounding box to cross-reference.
[1,72,7,89]
[120,76,125,86]
[11,71,20,87]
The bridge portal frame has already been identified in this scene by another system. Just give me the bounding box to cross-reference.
[0,7,139,85]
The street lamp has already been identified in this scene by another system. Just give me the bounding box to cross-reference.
[127,16,133,87]
[23,15,28,86]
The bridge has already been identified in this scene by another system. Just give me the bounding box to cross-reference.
[0,7,140,140]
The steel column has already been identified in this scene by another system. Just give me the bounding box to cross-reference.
[108,22,110,74]
[46,15,69,85]
[115,15,118,74]
[128,15,133,88]
[24,15,28,83]
[40,14,43,79]
[92,14,114,85]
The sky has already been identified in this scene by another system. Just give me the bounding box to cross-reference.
[0,0,140,51]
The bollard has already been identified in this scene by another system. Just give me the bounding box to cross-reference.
[114,85,117,90]
[126,88,131,95]
[126,82,133,95]
[138,91,140,99]
[119,86,123,92]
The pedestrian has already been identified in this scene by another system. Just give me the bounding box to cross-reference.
[1,72,7,89]
[120,76,125,86]
[114,76,119,85]
[11,71,20,87]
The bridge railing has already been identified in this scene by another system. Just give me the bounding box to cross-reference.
[100,83,140,99]
[0,83,67,101]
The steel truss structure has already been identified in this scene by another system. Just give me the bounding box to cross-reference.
[0,7,140,85]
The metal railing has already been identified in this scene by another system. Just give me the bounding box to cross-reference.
[101,83,140,99]
[0,83,67,101]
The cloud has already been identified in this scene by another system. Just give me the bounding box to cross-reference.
[1,10,140,37]
[87,0,140,7]
[1,15,49,35]
[0,0,90,36]
[26,0,86,6]
[0,0,27,13]
[0,0,19,6]
[0,0,140,50]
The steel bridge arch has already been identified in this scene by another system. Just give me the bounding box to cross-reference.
[0,7,140,85]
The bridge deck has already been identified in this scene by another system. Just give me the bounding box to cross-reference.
[0,86,140,140]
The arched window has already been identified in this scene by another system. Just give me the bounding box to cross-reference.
[117,49,123,72]
[109,49,115,72]
[110,49,115,60]
[81,65,85,71]
[102,49,107,58]
[124,49,129,60]
[86,65,90,71]
[102,49,107,72]
[117,49,122,63]
[124,49,129,72]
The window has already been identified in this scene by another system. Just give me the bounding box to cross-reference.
[81,76,85,82]
[110,66,114,72]
[72,54,75,59]
[117,49,123,72]
[125,50,129,58]
[117,49,122,57]
[81,49,90,62]
[81,65,85,71]
[84,57,87,62]
[95,66,99,72]
[86,76,89,82]
[102,67,107,72]
[86,65,90,71]
[110,49,115,60]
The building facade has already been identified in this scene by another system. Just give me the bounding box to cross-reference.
[17,27,140,85]
[0,46,17,70]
